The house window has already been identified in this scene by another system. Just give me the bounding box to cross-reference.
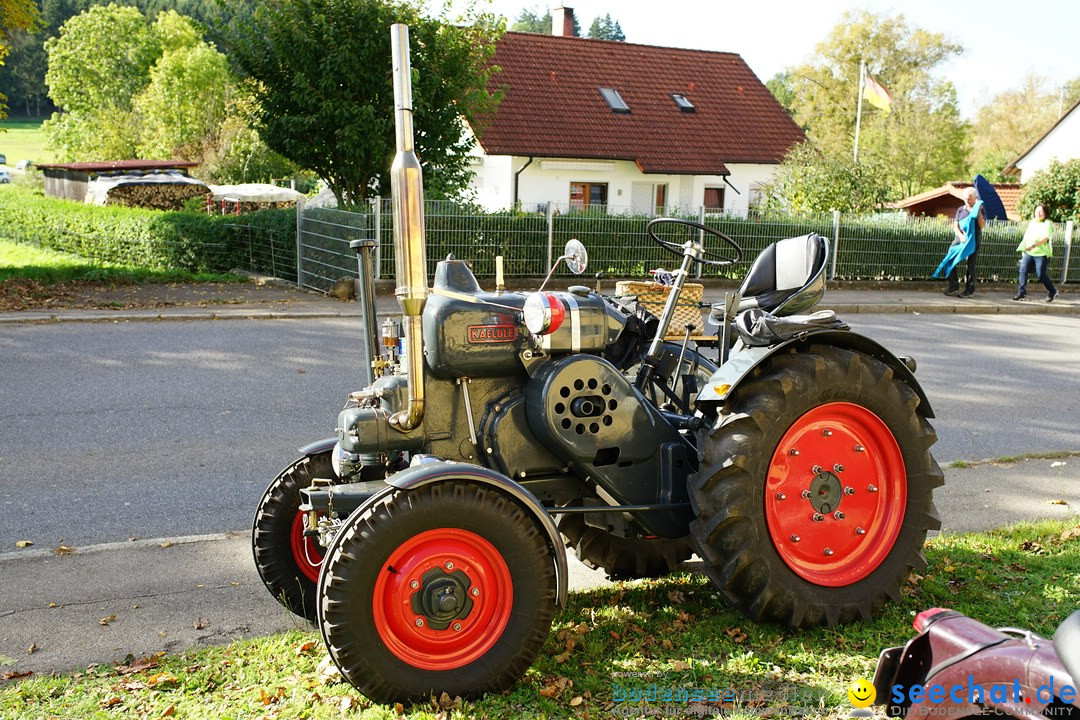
[671,93,695,112]
[704,186,725,211]
[598,87,630,113]
[631,182,668,214]
[570,182,608,208]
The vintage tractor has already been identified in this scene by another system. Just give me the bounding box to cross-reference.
[252,24,943,704]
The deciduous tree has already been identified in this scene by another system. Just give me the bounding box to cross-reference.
[0,0,40,118]
[778,10,967,199]
[761,141,890,213]
[227,0,503,204]
[1017,159,1080,223]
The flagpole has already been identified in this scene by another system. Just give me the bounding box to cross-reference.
[854,59,864,165]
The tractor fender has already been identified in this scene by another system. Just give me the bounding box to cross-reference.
[696,329,934,418]
[298,438,338,456]
[387,461,569,607]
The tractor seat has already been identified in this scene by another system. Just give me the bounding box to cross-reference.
[710,233,829,322]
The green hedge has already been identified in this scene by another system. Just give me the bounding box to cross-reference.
[0,186,295,274]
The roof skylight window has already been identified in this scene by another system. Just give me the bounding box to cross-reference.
[599,87,630,113]
[671,93,695,112]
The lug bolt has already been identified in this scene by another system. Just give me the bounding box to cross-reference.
[789,448,800,456]
[471,587,480,597]
[812,465,823,474]
[854,445,865,452]
[833,464,844,473]
[822,429,833,437]
[868,485,879,493]
[801,490,812,499]
[775,492,786,501]
[410,580,419,589]
[790,534,800,543]
[812,513,824,523]
[844,486,855,496]
[823,548,834,557]
[453,622,462,631]
[833,511,845,520]
[856,527,866,535]
[445,561,454,570]
[415,618,424,627]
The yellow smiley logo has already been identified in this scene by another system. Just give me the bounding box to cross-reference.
[847,677,876,708]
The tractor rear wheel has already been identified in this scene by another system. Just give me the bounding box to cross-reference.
[318,481,556,704]
[252,452,333,621]
[557,512,693,580]
[690,345,943,627]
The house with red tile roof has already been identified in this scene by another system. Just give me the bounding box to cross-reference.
[890,181,1023,221]
[467,8,805,214]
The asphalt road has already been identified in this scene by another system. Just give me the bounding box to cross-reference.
[1,312,1078,551]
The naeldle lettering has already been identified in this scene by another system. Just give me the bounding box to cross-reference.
[468,324,518,343]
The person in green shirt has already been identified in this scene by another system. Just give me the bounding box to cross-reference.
[1013,203,1057,302]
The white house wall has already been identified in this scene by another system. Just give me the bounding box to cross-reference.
[467,150,779,215]
[1015,109,1080,182]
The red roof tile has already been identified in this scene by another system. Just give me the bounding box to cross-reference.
[474,33,805,175]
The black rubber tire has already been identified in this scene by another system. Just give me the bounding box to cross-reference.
[317,481,557,704]
[689,344,943,627]
[557,512,693,580]
[251,452,334,621]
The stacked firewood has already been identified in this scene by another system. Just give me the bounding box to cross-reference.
[105,183,211,211]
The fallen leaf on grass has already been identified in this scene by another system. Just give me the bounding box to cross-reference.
[315,655,341,685]
[1061,526,1080,541]
[340,696,360,711]
[1019,540,1044,554]
[15,540,32,548]
[162,705,176,717]
[101,696,122,708]
[2,670,32,680]
[436,691,461,709]
[667,590,686,604]
[295,640,318,656]
[570,695,584,706]
[147,672,178,688]
[99,614,117,626]
[672,660,691,672]
[116,653,163,675]
[52,544,75,556]
[724,627,748,643]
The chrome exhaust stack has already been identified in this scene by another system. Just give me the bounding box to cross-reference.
[388,24,428,431]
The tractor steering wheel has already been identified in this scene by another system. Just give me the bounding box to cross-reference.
[646,218,742,267]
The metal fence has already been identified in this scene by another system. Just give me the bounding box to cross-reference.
[238,200,1078,292]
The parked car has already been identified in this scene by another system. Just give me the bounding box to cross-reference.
[16,159,32,171]
[0,170,11,184]
[0,153,6,165]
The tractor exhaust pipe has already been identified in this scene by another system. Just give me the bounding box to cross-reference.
[388,24,428,431]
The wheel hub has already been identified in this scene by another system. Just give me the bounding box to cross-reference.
[410,567,474,630]
[765,402,907,586]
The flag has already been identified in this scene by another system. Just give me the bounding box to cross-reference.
[862,68,892,113]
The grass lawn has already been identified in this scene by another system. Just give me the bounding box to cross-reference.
[0,117,54,165]
[0,238,241,285]
[1,519,1077,720]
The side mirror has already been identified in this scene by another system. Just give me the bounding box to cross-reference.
[563,239,588,275]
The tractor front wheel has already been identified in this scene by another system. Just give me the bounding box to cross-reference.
[690,345,943,627]
[318,481,557,704]
[252,452,333,621]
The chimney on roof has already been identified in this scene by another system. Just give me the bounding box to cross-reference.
[552,6,575,36]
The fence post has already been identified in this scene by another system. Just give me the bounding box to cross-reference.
[696,206,705,279]
[831,209,841,280]
[1062,220,1073,285]
[546,201,554,273]
[295,195,305,289]
[373,196,382,280]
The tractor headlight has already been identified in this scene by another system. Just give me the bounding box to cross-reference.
[331,442,361,478]
[523,292,566,335]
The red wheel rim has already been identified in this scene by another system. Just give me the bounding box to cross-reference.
[372,528,512,670]
[290,511,324,583]
[765,402,906,586]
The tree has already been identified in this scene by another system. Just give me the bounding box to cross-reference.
[510,7,549,33]
[228,0,504,204]
[761,141,890,213]
[779,10,967,199]
[970,74,1080,179]
[1016,159,1080,223]
[587,13,624,41]
[0,0,40,118]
